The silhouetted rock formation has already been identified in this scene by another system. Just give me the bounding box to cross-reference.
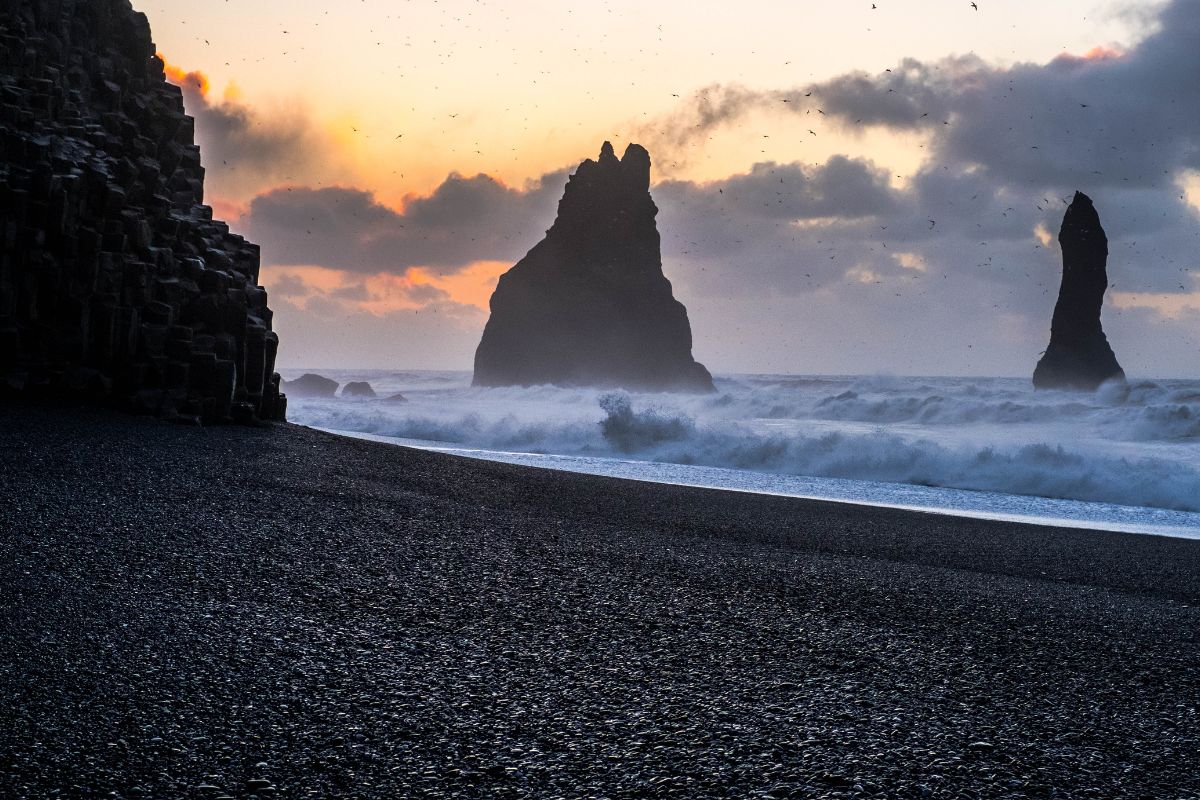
[473,142,713,393]
[1033,192,1125,391]
[341,381,376,399]
[0,0,285,422]
[282,373,337,398]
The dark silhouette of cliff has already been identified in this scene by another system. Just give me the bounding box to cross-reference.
[473,142,713,393]
[1033,192,1124,391]
[0,0,285,422]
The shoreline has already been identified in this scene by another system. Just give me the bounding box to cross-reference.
[318,427,1200,540]
[2,406,1197,797]
[300,423,1200,604]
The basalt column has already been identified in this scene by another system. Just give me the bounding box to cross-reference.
[0,0,286,422]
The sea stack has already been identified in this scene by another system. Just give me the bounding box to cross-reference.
[473,142,714,392]
[1032,192,1124,391]
[0,0,285,423]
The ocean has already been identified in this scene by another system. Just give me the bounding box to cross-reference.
[281,370,1200,539]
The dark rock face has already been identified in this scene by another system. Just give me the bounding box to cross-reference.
[473,142,713,393]
[1033,192,1125,391]
[282,373,337,399]
[0,0,285,422]
[341,381,376,399]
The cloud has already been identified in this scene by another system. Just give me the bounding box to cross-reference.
[645,56,980,158]
[255,263,490,370]
[271,294,487,371]
[812,56,982,130]
[656,0,1200,198]
[267,272,310,298]
[245,141,1197,376]
[161,57,333,200]
[641,0,1200,293]
[241,171,566,274]
[241,0,1200,376]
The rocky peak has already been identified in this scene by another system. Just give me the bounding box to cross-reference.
[473,142,713,392]
[1032,191,1125,390]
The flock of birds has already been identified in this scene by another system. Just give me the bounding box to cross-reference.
[163,0,1195,339]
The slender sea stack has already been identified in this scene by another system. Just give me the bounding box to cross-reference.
[0,0,285,423]
[473,142,714,392]
[1032,192,1124,391]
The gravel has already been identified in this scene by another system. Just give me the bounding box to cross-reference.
[1,405,1197,798]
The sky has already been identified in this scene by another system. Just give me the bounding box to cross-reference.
[137,0,1200,377]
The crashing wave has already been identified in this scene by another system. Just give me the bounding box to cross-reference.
[283,371,1200,512]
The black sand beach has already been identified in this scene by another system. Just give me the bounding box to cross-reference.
[1,406,1197,798]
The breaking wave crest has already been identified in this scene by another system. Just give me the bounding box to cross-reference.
[284,371,1200,513]
[592,404,1200,512]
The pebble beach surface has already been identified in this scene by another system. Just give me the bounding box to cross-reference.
[1,406,1197,799]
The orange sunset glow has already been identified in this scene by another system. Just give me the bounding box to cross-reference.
[133,0,1198,376]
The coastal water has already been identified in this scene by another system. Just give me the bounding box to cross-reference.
[282,370,1200,539]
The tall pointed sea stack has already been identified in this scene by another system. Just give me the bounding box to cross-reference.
[0,0,285,423]
[473,142,714,392]
[1032,192,1124,391]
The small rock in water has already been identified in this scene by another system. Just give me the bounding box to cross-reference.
[282,374,339,398]
[341,381,377,399]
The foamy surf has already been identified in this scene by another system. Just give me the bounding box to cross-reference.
[287,370,1200,539]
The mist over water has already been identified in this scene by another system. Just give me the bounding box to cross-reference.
[284,370,1200,529]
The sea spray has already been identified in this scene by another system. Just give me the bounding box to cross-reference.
[284,370,1200,512]
[599,393,695,452]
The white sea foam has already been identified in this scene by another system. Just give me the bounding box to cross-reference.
[283,370,1200,518]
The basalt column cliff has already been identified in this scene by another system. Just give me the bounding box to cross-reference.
[0,0,285,423]
[473,142,714,393]
[1033,192,1124,391]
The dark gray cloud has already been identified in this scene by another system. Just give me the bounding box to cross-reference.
[811,56,977,130]
[242,171,566,273]
[637,56,977,162]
